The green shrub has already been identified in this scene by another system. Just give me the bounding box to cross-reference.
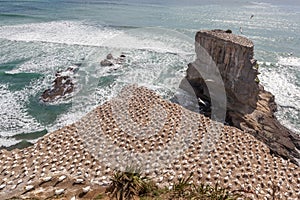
[171,172,193,197]
[106,167,150,200]
[191,183,241,200]
[105,168,248,200]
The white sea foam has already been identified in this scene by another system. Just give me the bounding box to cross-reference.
[0,21,194,75]
[260,68,299,108]
[0,21,120,47]
[278,56,300,68]
[0,85,42,137]
[0,21,193,55]
[249,1,276,8]
[0,138,19,148]
[259,58,300,133]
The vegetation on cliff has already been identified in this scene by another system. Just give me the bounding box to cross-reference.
[104,168,249,200]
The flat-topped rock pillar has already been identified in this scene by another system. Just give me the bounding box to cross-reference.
[180,29,300,165]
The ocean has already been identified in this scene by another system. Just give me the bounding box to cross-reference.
[0,0,299,148]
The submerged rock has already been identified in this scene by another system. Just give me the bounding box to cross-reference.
[180,29,300,165]
[100,59,114,66]
[100,53,126,67]
[106,53,114,60]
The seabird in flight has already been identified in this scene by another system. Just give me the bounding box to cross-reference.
[239,27,243,34]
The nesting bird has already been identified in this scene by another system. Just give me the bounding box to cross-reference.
[0,85,299,199]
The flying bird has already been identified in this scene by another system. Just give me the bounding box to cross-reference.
[239,27,243,34]
[250,14,254,19]
[198,98,208,107]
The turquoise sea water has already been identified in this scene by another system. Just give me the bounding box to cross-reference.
[0,0,299,147]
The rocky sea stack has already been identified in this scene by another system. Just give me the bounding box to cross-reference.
[180,29,300,165]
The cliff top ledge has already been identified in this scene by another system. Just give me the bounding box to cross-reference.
[198,29,254,48]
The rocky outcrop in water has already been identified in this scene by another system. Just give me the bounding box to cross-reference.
[40,66,78,103]
[180,29,300,165]
[100,53,126,67]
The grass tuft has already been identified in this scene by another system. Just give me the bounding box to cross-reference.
[106,166,151,200]
[105,168,248,200]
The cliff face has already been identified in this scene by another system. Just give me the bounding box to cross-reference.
[180,29,300,165]
[194,30,259,108]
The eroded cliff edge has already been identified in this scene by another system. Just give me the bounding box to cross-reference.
[180,29,300,165]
